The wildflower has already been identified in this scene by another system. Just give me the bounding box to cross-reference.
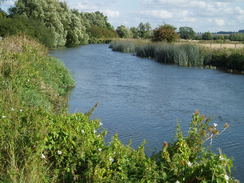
[219,155,225,161]
[99,122,103,126]
[41,153,46,159]
[224,174,229,182]
[98,148,102,152]
[81,130,85,134]
[20,109,23,112]
[175,181,180,183]
[11,108,14,111]
[109,157,114,162]
[213,123,218,127]
[57,150,62,155]
[97,134,101,137]
[187,161,193,167]
[94,130,97,134]
[2,116,6,119]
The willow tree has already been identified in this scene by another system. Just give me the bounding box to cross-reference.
[10,0,89,47]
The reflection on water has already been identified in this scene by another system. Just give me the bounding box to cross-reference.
[50,44,244,181]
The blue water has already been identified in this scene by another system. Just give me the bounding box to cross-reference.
[51,44,244,181]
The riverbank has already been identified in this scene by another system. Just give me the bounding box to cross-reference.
[110,40,244,74]
[0,36,238,182]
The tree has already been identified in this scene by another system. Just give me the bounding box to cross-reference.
[202,32,213,40]
[116,25,131,38]
[10,0,89,47]
[152,24,178,42]
[179,27,195,39]
[138,22,152,39]
[130,27,139,38]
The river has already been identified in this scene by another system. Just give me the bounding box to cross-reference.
[50,44,244,181]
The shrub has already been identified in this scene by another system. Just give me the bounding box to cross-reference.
[152,24,178,42]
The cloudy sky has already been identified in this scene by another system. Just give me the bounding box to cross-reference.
[1,0,244,32]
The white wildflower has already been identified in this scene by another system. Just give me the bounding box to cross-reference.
[94,130,97,134]
[99,122,103,126]
[2,115,6,119]
[57,150,62,155]
[224,174,229,182]
[109,157,114,162]
[213,123,218,127]
[11,108,14,111]
[175,181,180,183]
[81,130,85,134]
[219,155,225,161]
[187,161,193,167]
[41,153,46,159]
[20,109,23,112]
[97,134,101,137]
[98,148,102,152]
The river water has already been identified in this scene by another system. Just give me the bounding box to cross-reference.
[50,44,244,181]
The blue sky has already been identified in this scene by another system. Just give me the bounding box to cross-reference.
[1,0,244,32]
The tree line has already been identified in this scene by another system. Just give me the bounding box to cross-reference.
[0,0,118,47]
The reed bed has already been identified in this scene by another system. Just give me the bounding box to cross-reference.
[110,40,244,73]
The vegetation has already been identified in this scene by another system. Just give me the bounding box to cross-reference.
[0,15,55,47]
[0,35,238,182]
[152,24,179,43]
[0,0,117,48]
[110,40,244,72]
[116,25,132,38]
[179,27,196,40]
[202,32,213,40]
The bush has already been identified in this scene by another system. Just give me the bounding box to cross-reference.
[152,24,178,42]
[0,15,56,48]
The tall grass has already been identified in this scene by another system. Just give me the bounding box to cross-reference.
[110,40,244,73]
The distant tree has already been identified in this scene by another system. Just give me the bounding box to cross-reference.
[152,24,178,42]
[116,25,131,38]
[130,27,139,38]
[179,27,195,39]
[229,33,244,41]
[202,32,213,40]
[138,22,152,38]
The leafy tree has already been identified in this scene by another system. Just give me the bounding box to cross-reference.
[130,27,139,38]
[202,32,213,40]
[10,0,89,47]
[116,25,131,38]
[152,24,178,42]
[138,22,152,38]
[179,26,195,39]
[229,33,244,41]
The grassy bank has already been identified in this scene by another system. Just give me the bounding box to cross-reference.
[110,40,244,73]
[0,36,237,182]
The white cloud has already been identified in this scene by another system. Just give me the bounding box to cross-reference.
[103,10,120,18]
[214,19,225,26]
[144,10,172,19]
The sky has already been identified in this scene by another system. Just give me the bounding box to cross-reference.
[1,0,244,32]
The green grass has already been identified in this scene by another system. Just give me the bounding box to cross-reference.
[0,36,238,182]
[110,40,244,73]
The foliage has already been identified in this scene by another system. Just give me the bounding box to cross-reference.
[138,22,152,39]
[229,33,244,41]
[202,32,213,40]
[87,26,118,43]
[0,36,238,182]
[179,27,196,40]
[0,15,55,47]
[152,24,179,42]
[116,25,132,38]
[130,27,139,39]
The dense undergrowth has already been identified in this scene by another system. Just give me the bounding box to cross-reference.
[0,36,238,182]
[110,40,244,73]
